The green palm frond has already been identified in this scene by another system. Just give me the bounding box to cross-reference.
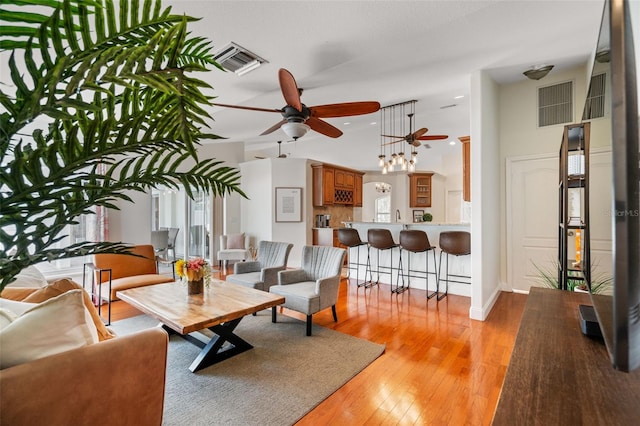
[0,0,244,290]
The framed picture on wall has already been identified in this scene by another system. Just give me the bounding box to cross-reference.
[413,210,424,222]
[275,187,302,222]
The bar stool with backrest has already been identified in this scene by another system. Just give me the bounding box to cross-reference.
[365,228,400,290]
[436,231,471,301]
[398,229,438,295]
[337,228,368,286]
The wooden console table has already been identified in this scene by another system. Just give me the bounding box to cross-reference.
[493,287,640,425]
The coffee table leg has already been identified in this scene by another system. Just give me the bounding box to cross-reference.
[188,317,253,373]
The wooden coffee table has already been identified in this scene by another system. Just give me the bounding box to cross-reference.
[116,280,285,372]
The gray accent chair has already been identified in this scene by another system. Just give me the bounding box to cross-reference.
[226,241,293,291]
[270,245,346,336]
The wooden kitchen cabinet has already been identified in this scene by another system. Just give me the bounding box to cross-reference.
[354,174,363,207]
[459,136,470,202]
[334,169,355,189]
[312,163,363,207]
[408,172,433,208]
[313,165,335,206]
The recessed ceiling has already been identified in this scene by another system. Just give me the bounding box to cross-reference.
[166,0,604,171]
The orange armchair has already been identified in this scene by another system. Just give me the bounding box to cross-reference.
[84,244,174,323]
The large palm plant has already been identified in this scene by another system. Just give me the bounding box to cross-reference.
[0,0,245,291]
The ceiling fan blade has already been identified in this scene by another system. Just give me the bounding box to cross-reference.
[310,101,380,118]
[213,103,282,113]
[382,138,408,146]
[260,119,287,136]
[412,128,429,139]
[417,134,449,140]
[278,69,302,112]
[306,117,343,138]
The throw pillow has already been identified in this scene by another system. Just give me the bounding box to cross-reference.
[0,297,37,316]
[22,278,115,341]
[0,309,16,331]
[0,290,99,369]
[227,233,245,249]
[5,265,47,288]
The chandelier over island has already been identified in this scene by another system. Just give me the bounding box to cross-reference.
[378,100,419,174]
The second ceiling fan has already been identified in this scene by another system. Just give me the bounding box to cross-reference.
[213,68,380,140]
[382,113,448,147]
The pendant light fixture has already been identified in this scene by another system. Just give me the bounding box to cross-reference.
[378,100,419,173]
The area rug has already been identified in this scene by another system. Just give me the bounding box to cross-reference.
[110,312,385,425]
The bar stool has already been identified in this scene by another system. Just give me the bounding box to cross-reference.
[365,228,399,290]
[436,231,471,301]
[337,228,368,286]
[397,229,438,295]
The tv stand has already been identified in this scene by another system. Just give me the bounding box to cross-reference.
[493,288,640,425]
[578,304,602,338]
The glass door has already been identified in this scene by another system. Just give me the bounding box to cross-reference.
[152,186,214,263]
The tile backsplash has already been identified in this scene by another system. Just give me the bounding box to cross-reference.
[313,205,353,228]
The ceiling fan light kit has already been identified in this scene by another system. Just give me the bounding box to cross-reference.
[282,122,310,140]
[523,65,554,80]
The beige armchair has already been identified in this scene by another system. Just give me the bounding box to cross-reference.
[226,241,293,292]
[270,245,346,336]
[217,233,251,270]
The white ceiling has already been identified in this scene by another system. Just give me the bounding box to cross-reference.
[167,0,604,171]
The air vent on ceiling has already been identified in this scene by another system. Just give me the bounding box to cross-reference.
[213,42,268,76]
[538,81,573,127]
[583,73,607,120]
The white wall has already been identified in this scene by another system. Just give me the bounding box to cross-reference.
[239,158,310,267]
[469,70,502,321]
[498,64,591,291]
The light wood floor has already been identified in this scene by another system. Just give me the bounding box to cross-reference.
[110,268,527,426]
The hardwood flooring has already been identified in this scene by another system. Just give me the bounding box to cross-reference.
[109,268,527,426]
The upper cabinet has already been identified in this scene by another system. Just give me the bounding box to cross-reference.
[459,136,470,202]
[408,172,433,208]
[312,163,364,207]
[354,174,363,207]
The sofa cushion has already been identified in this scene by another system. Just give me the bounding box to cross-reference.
[227,233,245,249]
[106,274,174,300]
[270,281,320,314]
[0,290,99,369]
[5,265,47,288]
[21,278,115,341]
[226,272,263,290]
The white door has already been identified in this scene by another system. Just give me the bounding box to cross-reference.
[506,154,558,292]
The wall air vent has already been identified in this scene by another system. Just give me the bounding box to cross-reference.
[583,73,607,120]
[213,42,268,76]
[538,81,573,127]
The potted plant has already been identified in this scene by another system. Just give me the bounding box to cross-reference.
[422,212,433,222]
[0,0,246,291]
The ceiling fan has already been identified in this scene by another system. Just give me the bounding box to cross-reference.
[255,141,288,159]
[382,113,448,147]
[213,68,380,140]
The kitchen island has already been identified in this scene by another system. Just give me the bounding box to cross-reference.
[342,221,471,297]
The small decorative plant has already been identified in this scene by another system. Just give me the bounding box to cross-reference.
[175,258,212,286]
[422,213,433,222]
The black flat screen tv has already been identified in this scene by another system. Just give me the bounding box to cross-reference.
[583,0,640,372]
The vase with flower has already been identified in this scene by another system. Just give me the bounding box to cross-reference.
[175,258,212,295]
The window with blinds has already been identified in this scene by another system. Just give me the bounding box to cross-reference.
[538,81,573,127]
